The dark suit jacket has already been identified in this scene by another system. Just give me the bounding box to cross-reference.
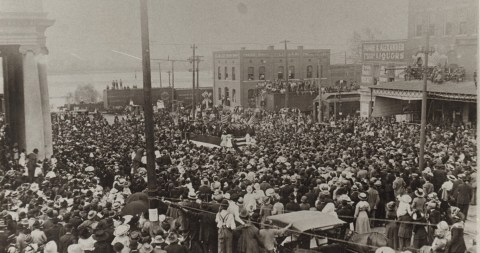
[58,233,76,253]
[165,244,189,253]
[455,183,473,205]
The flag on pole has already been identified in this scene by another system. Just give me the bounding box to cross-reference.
[221,115,230,124]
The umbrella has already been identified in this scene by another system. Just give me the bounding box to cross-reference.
[121,200,148,216]
[125,192,149,205]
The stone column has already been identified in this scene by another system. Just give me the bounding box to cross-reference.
[20,45,46,158]
[37,48,53,158]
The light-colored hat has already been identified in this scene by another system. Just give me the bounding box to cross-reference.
[87,210,97,220]
[447,175,457,181]
[166,232,179,244]
[139,243,153,253]
[114,224,130,236]
[358,192,367,200]
[85,166,95,172]
[415,189,425,198]
[67,244,83,253]
[400,194,412,204]
[375,247,395,253]
[44,241,58,253]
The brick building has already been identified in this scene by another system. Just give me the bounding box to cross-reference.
[213,46,330,108]
[406,0,478,80]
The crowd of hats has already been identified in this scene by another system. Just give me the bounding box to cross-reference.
[0,108,476,253]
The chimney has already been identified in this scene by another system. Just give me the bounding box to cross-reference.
[268,45,274,50]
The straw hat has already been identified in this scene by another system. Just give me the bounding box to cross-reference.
[375,247,395,253]
[414,189,425,198]
[87,210,97,220]
[166,232,179,244]
[114,224,130,236]
[358,192,367,201]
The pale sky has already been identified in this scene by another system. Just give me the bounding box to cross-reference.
[42,0,409,72]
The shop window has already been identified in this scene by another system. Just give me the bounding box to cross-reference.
[259,66,266,80]
[288,66,295,79]
[217,66,221,80]
[232,67,236,80]
[306,65,313,78]
[224,66,228,80]
[248,67,254,80]
[277,66,284,79]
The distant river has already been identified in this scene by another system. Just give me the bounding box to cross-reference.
[0,70,213,109]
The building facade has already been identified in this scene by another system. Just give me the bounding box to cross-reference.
[329,64,362,86]
[213,46,330,108]
[361,40,408,85]
[407,0,478,80]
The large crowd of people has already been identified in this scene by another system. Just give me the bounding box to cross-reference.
[0,107,476,253]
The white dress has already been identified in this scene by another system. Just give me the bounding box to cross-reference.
[220,134,228,147]
[226,134,233,148]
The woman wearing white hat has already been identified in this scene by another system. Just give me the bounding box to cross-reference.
[354,192,371,234]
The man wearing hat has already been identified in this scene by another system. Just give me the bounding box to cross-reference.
[432,162,447,192]
[454,174,473,220]
[164,233,188,253]
[215,199,235,253]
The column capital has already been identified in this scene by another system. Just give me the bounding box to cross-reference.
[19,45,42,55]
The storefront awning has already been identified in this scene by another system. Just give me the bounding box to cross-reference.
[376,95,422,101]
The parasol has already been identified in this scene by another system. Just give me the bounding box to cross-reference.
[121,200,148,216]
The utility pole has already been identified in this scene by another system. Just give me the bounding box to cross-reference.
[158,62,162,88]
[152,57,187,112]
[419,17,430,171]
[318,58,323,122]
[191,44,197,119]
[281,40,290,108]
[167,71,171,87]
[139,0,157,209]
[196,56,203,112]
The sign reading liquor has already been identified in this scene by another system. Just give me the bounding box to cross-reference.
[362,41,406,63]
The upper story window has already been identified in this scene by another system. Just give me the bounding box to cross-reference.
[277,66,284,79]
[416,24,423,37]
[428,24,435,36]
[259,66,266,80]
[224,66,229,80]
[217,66,221,80]
[232,67,236,80]
[445,22,454,36]
[224,87,229,98]
[459,21,467,35]
[218,88,221,100]
[306,65,313,78]
[232,89,236,102]
[248,67,254,80]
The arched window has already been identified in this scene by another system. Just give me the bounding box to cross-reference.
[259,66,266,80]
[248,67,254,80]
[277,66,284,79]
[288,66,295,79]
[232,67,236,80]
[217,66,221,80]
[306,65,313,78]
